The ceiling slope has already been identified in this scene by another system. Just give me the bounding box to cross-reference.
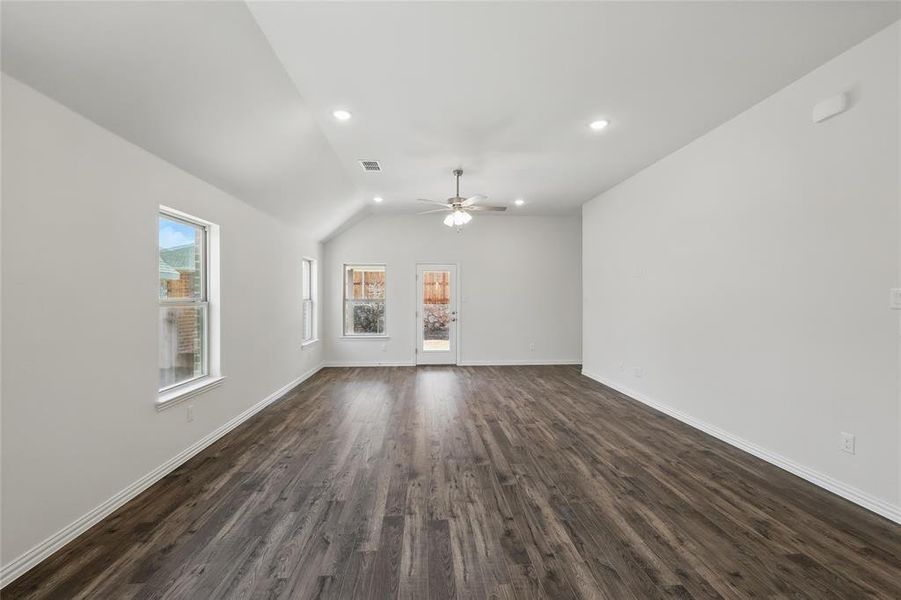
[2,2,898,235]
[249,1,899,216]
[1,0,361,240]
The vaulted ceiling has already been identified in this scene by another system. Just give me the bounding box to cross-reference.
[249,1,899,221]
[1,1,360,240]
[3,2,899,239]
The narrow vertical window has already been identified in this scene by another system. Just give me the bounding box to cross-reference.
[343,265,386,336]
[302,257,317,343]
[159,210,209,392]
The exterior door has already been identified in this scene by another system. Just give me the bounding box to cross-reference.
[416,264,458,365]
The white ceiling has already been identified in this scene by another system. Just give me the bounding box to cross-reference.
[249,1,899,218]
[1,1,361,240]
[3,2,899,239]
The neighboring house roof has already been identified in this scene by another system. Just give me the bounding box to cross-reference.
[160,244,198,272]
[159,257,180,281]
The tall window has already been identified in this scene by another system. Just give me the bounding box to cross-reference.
[343,264,386,336]
[159,210,208,391]
[302,257,317,343]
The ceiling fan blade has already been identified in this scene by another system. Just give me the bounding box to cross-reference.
[461,194,487,207]
[467,205,507,212]
[418,198,449,206]
[417,208,452,215]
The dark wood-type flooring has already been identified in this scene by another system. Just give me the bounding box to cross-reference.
[5,366,901,599]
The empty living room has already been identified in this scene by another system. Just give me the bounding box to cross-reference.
[2,1,900,598]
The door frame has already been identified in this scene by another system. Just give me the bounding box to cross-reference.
[414,262,461,365]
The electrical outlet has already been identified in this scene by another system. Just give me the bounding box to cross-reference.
[840,432,855,454]
[618,361,625,371]
[381,343,387,352]
[187,405,195,423]
[529,342,535,352]
[633,367,644,378]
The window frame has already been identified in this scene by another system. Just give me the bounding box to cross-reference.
[158,207,213,399]
[342,263,388,337]
[301,257,318,345]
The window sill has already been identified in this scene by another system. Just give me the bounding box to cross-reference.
[156,376,226,412]
[339,335,390,340]
[301,338,320,348]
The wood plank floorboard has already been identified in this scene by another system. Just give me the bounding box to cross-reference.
[4,365,900,599]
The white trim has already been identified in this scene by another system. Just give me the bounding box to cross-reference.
[338,335,390,340]
[458,359,582,366]
[415,263,460,366]
[0,363,324,589]
[580,369,901,525]
[156,375,226,411]
[301,256,317,344]
[159,204,216,228]
[342,263,388,337]
[322,360,581,368]
[157,205,222,396]
[323,361,414,367]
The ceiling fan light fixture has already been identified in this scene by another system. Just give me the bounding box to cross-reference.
[427,169,503,227]
[444,210,472,228]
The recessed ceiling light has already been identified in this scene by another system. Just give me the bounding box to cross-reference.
[514,198,525,206]
[373,196,384,203]
[332,109,352,121]
[589,119,609,131]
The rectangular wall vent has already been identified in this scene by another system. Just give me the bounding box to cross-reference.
[358,160,381,172]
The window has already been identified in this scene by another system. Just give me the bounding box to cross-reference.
[302,257,317,343]
[159,210,209,392]
[343,264,386,336]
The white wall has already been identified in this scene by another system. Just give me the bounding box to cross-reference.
[323,214,581,366]
[582,23,901,519]
[0,75,325,574]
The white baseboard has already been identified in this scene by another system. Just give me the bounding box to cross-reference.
[323,360,581,367]
[581,370,901,525]
[458,359,582,366]
[323,361,415,367]
[0,363,324,589]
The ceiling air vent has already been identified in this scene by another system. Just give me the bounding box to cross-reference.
[358,160,381,172]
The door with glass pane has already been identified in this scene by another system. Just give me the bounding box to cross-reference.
[416,264,458,365]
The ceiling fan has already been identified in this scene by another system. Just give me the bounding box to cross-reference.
[418,169,506,228]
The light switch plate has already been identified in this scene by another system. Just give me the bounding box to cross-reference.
[840,432,855,454]
[890,288,901,310]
